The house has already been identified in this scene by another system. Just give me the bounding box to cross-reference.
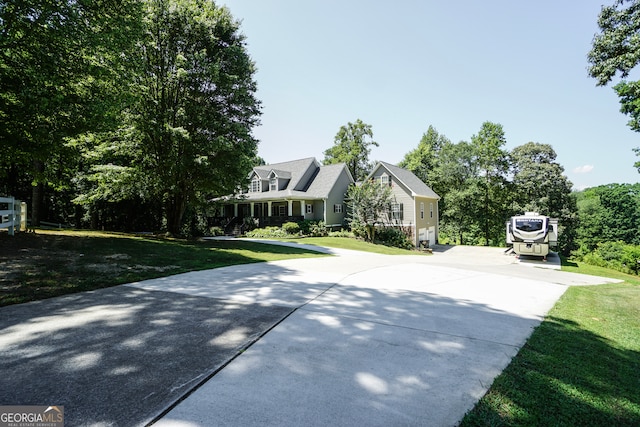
[218,157,440,247]
[220,157,354,231]
[367,161,440,247]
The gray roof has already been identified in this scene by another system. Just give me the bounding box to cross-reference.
[375,161,440,199]
[304,163,351,198]
[242,158,352,201]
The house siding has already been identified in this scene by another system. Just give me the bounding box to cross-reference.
[325,168,352,227]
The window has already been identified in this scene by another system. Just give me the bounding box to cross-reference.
[278,205,286,216]
[334,204,343,213]
[380,175,389,186]
[250,179,261,193]
[306,204,314,214]
[420,202,424,219]
[269,178,277,191]
[391,203,403,220]
[430,203,434,218]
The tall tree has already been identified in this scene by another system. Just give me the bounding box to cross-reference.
[0,0,143,225]
[323,119,378,181]
[433,140,483,245]
[83,0,261,235]
[510,142,578,254]
[588,0,640,172]
[470,121,510,245]
[398,125,450,196]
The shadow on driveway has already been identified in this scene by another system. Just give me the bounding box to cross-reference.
[0,285,293,426]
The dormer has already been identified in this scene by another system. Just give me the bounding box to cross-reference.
[268,169,291,191]
[248,170,268,193]
[379,172,392,187]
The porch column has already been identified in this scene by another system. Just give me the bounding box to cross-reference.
[288,200,293,217]
[250,202,255,217]
[267,201,272,217]
[234,203,238,217]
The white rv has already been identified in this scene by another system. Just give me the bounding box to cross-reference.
[506,212,558,259]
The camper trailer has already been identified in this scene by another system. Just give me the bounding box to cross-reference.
[506,212,558,260]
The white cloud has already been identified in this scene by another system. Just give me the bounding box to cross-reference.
[572,165,594,174]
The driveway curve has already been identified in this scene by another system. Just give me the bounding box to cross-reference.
[147,241,618,426]
[0,241,619,427]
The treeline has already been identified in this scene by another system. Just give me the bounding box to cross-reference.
[572,184,640,274]
[1,0,261,235]
[399,123,577,254]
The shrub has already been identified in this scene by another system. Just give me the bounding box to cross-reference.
[208,226,224,236]
[576,241,640,275]
[282,222,300,235]
[375,226,413,250]
[329,229,354,238]
[308,220,328,237]
[245,226,287,238]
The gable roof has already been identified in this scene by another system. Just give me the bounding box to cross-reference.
[373,161,440,199]
[252,157,318,190]
[304,163,353,198]
[242,157,353,201]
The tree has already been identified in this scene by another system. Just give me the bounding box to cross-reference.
[588,0,640,171]
[576,183,640,248]
[432,141,483,245]
[470,122,511,245]
[0,0,144,225]
[398,125,450,195]
[323,119,378,181]
[510,142,578,254]
[346,179,392,242]
[82,0,261,235]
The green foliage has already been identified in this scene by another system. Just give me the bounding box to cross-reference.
[374,227,414,250]
[208,226,224,236]
[588,0,640,170]
[574,241,640,275]
[345,180,393,242]
[575,183,640,250]
[245,227,288,238]
[282,222,301,235]
[323,119,378,180]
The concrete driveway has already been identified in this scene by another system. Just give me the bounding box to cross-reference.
[0,242,619,426]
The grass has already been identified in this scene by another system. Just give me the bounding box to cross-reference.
[460,260,640,426]
[251,236,426,255]
[0,229,328,307]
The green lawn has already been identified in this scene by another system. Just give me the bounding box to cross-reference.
[0,229,328,307]
[250,236,426,255]
[460,261,640,426]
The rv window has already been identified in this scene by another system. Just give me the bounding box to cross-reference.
[515,219,543,232]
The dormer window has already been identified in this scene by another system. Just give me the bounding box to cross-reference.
[270,177,277,191]
[250,179,261,192]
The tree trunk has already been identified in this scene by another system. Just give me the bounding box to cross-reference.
[165,193,187,236]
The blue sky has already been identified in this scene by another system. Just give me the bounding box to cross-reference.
[220,0,640,190]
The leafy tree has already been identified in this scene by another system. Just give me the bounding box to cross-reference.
[510,142,578,254]
[346,179,392,242]
[398,125,450,196]
[437,141,487,245]
[323,119,378,181]
[588,0,640,171]
[0,0,143,225]
[470,121,511,245]
[575,183,640,249]
[81,0,261,235]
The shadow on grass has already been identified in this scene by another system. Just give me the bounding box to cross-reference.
[0,232,326,307]
[460,316,640,426]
